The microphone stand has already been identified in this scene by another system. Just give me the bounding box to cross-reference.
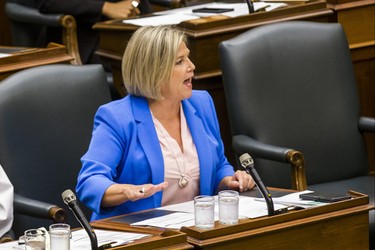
[240,153,275,216]
[79,217,98,250]
[245,0,255,13]
[62,189,98,250]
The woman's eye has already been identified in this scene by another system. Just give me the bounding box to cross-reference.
[176,59,183,65]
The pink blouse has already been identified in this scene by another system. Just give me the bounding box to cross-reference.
[152,105,200,206]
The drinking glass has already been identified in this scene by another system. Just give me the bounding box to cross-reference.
[194,195,215,229]
[25,229,46,250]
[218,190,239,225]
[49,223,70,250]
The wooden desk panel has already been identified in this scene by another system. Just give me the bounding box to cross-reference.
[91,221,192,249]
[335,1,374,45]
[94,1,333,165]
[180,191,372,249]
[183,206,371,249]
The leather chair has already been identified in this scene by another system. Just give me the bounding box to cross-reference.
[0,64,112,238]
[219,21,374,248]
[5,2,81,65]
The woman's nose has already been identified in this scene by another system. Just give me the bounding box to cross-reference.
[188,58,195,71]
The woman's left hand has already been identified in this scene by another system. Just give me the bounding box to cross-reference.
[226,170,255,192]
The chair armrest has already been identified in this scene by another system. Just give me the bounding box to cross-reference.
[6,3,81,65]
[14,193,66,223]
[359,117,375,133]
[0,230,14,243]
[60,15,81,65]
[233,134,292,162]
[233,135,307,191]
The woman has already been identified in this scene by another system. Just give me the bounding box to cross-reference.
[76,25,255,221]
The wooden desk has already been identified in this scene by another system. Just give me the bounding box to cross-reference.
[93,1,333,165]
[182,191,373,249]
[0,43,74,82]
[91,190,373,249]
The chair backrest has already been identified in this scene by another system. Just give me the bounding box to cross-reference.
[0,64,112,237]
[219,21,369,188]
[5,2,81,65]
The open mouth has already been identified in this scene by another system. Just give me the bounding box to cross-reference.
[183,77,193,87]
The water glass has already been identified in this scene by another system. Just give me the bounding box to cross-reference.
[194,195,215,229]
[25,229,46,250]
[49,223,70,250]
[218,190,239,225]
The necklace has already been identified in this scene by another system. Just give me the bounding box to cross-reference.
[152,115,189,188]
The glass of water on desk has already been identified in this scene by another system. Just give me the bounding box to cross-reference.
[218,190,239,225]
[49,223,70,250]
[194,195,215,229]
[24,229,46,250]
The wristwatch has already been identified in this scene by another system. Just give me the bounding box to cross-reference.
[132,0,139,8]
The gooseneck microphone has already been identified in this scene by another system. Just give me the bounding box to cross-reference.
[240,153,275,216]
[62,189,98,250]
[245,0,255,13]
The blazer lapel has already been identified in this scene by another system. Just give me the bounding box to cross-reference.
[182,100,214,195]
[132,96,164,206]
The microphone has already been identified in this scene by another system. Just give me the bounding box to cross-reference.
[245,0,255,13]
[62,189,98,250]
[239,153,275,216]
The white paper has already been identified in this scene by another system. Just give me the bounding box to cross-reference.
[0,241,23,249]
[70,229,151,249]
[123,13,200,26]
[255,190,327,208]
[131,212,195,229]
[0,53,11,58]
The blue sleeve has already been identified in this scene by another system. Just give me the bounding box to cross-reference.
[76,104,128,214]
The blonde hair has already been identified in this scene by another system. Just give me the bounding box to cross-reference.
[122,25,187,100]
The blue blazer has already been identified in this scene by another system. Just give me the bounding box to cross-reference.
[76,90,234,221]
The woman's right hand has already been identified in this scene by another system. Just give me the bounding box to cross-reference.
[101,181,169,207]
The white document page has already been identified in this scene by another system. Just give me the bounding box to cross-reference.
[255,190,328,208]
[0,53,11,58]
[71,229,151,249]
[123,13,200,26]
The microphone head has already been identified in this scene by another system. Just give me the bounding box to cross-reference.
[239,153,254,169]
[62,189,77,205]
